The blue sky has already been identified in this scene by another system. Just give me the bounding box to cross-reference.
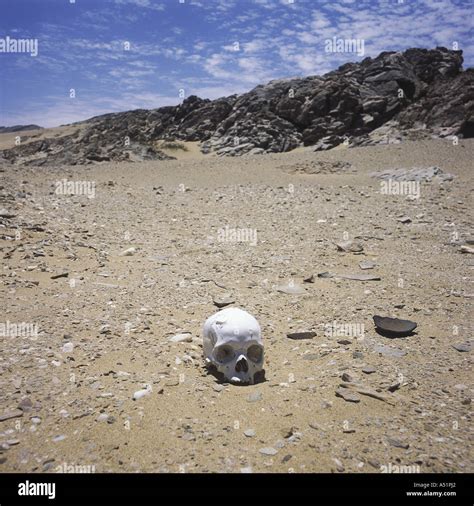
[1,0,473,127]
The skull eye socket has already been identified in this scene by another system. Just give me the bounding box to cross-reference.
[213,345,235,364]
[247,344,263,363]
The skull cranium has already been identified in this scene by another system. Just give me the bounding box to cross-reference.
[203,307,264,385]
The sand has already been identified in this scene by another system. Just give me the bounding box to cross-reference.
[0,138,472,473]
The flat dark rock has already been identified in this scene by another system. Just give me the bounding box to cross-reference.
[373,315,417,337]
[452,342,471,352]
[287,331,316,340]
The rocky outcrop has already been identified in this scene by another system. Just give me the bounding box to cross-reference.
[1,47,472,165]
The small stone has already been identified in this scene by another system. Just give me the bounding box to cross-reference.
[61,342,74,353]
[352,351,364,359]
[240,466,253,473]
[51,272,69,279]
[52,435,66,442]
[168,333,193,343]
[97,413,109,422]
[213,294,235,308]
[387,437,409,449]
[213,384,224,392]
[133,385,152,400]
[333,458,345,471]
[244,429,256,437]
[452,342,471,352]
[359,260,375,270]
[362,366,376,374]
[259,447,278,456]
[338,339,352,345]
[0,209,16,218]
[317,271,334,278]
[335,388,360,403]
[397,216,412,224]
[341,372,354,382]
[18,398,33,412]
[336,240,363,253]
[0,409,23,422]
[388,381,401,392]
[286,331,316,340]
[120,247,137,256]
[303,274,315,283]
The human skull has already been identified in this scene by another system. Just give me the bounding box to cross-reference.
[203,307,264,385]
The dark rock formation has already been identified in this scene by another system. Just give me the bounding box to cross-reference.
[1,47,472,165]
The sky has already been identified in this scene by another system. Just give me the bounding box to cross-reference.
[0,0,473,127]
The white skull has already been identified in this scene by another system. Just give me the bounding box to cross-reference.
[203,307,264,385]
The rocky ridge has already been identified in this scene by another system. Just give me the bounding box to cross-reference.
[1,47,473,165]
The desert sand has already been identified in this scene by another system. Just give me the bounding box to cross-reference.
[0,137,472,473]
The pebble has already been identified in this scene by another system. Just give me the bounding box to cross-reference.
[335,388,360,403]
[133,384,152,400]
[259,447,278,456]
[397,216,412,224]
[387,437,409,449]
[359,260,376,270]
[0,209,16,218]
[0,409,23,422]
[336,240,363,253]
[286,331,316,340]
[51,272,69,279]
[52,435,66,442]
[452,342,471,352]
[341,372,354,382]
[362,366,377,374]
[244,429,256,437]
[61,342,74,353]
[18,398,33,412]
[213,294,235,308]
[120,247,137,256]
[168,333,193,343]
[338,339,352,345]
[333,458,345,471]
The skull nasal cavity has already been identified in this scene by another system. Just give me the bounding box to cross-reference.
[235,356,249,373]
